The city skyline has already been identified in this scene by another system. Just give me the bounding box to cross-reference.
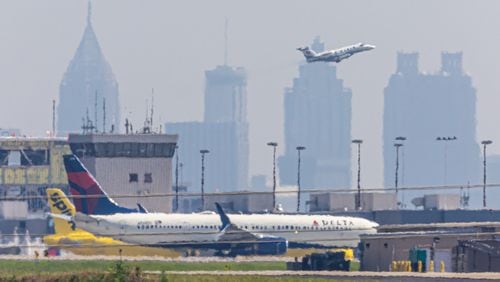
[279,37,352,190]
[383,52,481,207]
[2,0,500,190]
[57,2,120,135]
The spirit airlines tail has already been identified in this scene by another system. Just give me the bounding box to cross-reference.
[44,188,117,245]
[62,154,378,250]
[45,188,179,257]
[297,42,375,63]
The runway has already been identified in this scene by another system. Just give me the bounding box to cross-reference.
[148,270,500,282]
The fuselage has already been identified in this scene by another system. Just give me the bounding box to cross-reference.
[308,42,375,63]
[75,212,378,248]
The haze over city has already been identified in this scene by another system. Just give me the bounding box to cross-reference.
[1,0,500,190]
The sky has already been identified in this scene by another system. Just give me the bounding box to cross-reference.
[1,0,500,189]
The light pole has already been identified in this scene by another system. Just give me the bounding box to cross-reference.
[394,143,403,198]
[296,146,306,213]
[481,140,492,208]
[436,136,457,185]
[395,137,406,207]
[200,149,210,211]
[352,139,363,210]
[174,146,179,212]
[267,142,278,210]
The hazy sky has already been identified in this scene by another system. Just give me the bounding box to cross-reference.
[1,0,500,189]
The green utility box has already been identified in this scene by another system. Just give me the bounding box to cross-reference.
[409,247,427,272]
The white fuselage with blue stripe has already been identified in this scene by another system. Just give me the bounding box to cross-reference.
[74,212,378,248]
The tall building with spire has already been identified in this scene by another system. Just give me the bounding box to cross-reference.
[58,2,120,135]
[279,37,352,190]
[383,52,480,206]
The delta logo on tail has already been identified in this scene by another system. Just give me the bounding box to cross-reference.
[63,154,144,215]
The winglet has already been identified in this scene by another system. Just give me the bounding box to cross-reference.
[215,202,231,230]
[137,203,148,213]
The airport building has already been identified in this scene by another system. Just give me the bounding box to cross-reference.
[456,239,500,272]
[0,137,71,235]
[58,3,120,135]
[0,129,20,137]
[279,37,352,190]
[360,222,500,272]
[383,52,480,206]
[68,133,178,213]
[167,65,249,197]
[309,192,398,212]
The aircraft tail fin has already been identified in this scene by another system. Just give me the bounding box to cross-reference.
[297,46,317,59]
[63,154,140,215]
[46,188,76,235]
[215,202,231,230]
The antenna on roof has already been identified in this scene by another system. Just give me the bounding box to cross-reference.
[94,91,98,133]
[82,108,95,134]
[52,99,56,137]
[151,88,154,130]
[87,0,92,25]
[102,97,106,134]
[224,18,228,66]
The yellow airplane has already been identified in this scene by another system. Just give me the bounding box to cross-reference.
[44,188,179,257]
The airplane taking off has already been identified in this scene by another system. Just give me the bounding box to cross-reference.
[297,42,375,63]
[62,154,378,253]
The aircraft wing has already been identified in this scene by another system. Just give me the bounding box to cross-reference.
[216,223,265,242]
[213,203,284,243]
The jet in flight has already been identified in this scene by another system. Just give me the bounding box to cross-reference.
[297,42,375,63]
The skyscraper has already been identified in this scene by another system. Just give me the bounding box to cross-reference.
[58,2,120,135]
[383,52,480,205]
[279,37,352,189]
[167,65,249,194]
[204,66,247,124]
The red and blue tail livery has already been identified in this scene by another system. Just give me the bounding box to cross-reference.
[63,154,142,215]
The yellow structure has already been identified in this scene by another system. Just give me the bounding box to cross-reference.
[44,188,179,257]
[0,137,70,186]
[391,260,416,272]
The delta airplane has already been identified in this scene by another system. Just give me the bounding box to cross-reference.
[62,154,378,255]
[297,42,375,63]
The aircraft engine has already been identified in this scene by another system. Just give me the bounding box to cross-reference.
[339,53,352,60]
